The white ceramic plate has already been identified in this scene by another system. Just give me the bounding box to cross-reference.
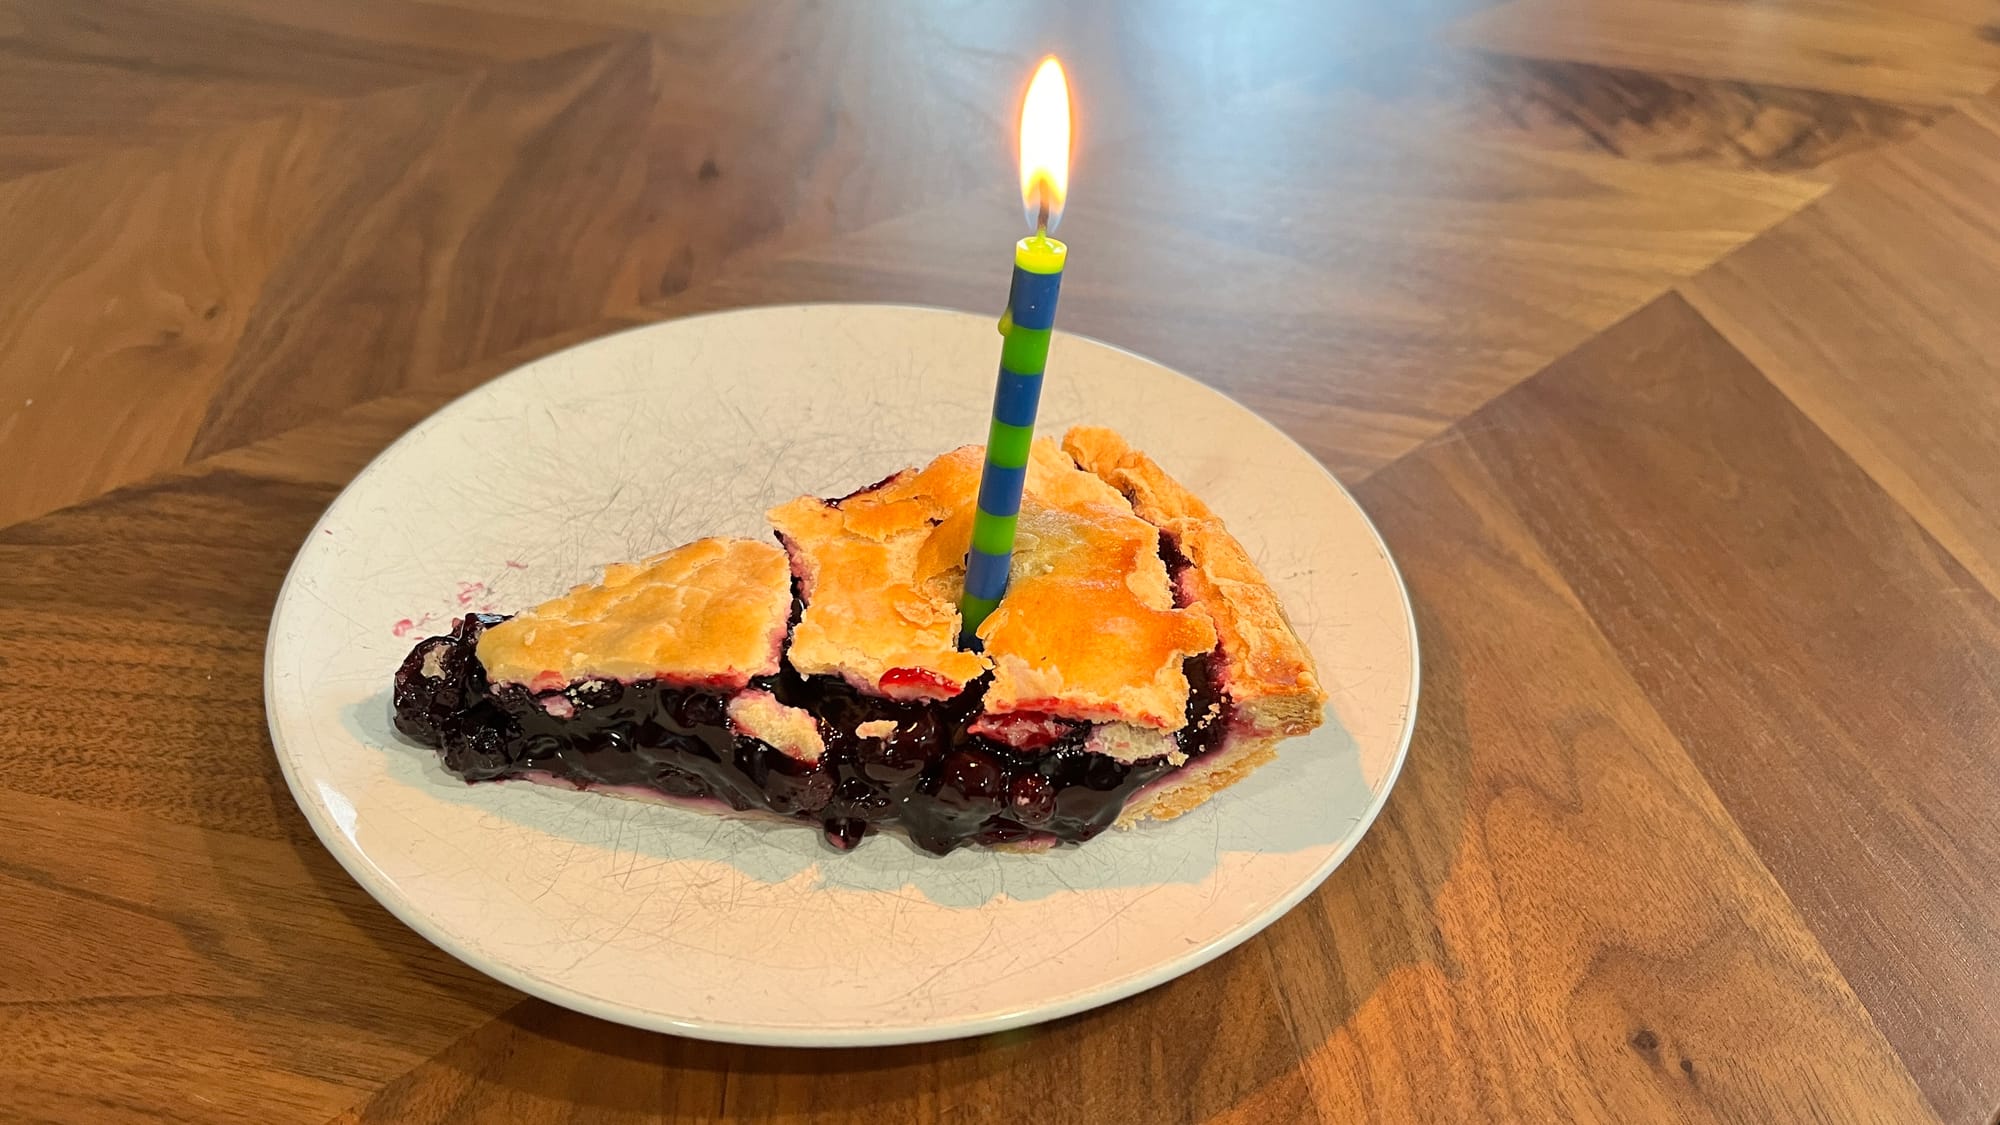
[266,304,1417,1046]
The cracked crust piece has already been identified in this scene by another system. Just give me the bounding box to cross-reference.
[974,440,1217,730]
[1062,426,1326,739]
[1117,736,1281,827]
[727,689,826,763]
[475,537,791,691]
[769,439,1216,728]
[766,448,993,700]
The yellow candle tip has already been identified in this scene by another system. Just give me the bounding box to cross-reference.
[1014,234,1067,275]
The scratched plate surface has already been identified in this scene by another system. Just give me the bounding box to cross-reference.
[266,304,1417,1046]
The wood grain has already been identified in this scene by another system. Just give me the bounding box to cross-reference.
[1453,292,2000,1122]
[0,458,379,839]
[0,0,616,179]
[0,321,632,839]
[3,0,1868,529]
[1685,92,2000,603]
[1258,408,1933,1122]
[1451,0,2000,107]
[9,0,1440,531]
[641,98,1821,481]
[5,0,2000,1120]
[333,913,1314,1124]
[0,788,520,1122]
[4,0,1097,527]
[1425,53,1935,175]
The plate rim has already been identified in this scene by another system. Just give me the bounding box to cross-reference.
[263,302,1420,1047]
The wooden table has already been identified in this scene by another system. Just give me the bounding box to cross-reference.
[6,1,1999,1121]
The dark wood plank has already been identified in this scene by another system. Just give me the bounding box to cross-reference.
[2,28,899,528]
[1451,292,2000,1122]
[1685,92,2000,602]
[0,316,638,835]
[1221,396,1934,1122]
[329,941,1314,1125]
[455,0,1503,140]
[0,460,370,839]
[0,789,520,1123]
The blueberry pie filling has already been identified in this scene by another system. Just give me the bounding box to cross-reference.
[391,427,1326,854]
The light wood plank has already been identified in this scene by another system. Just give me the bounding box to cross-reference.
[0,0,616,178]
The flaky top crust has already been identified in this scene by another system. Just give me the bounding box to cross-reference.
[470,429,1315,750]
[1062,426,1327,737]
[766,449,992,700]
[475,537,791,691]
[972,441,1217,730]
[770,440,1216,729]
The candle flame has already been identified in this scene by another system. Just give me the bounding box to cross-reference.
[1018,56,1070,231]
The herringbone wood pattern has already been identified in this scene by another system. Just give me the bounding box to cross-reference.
[6,2,2000,1121]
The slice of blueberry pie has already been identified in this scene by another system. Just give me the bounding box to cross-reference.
[393,426,1325,854]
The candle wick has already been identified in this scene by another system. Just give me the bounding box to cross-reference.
[1036,197,1051,237]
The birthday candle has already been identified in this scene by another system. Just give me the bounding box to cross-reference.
[961,235,1066,640]
[960,57,1071,643]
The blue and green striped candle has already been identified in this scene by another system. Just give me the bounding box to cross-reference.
[959,55,1072,644]
[958,232,1066,642]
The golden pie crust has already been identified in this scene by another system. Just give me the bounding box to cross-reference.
[766,448,991,700]
[770,439,1217,729]
[475,537,791,691]
[467,428,1324,830]
[1062,426,1327,739]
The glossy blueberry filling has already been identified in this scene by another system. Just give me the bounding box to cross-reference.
[392,613,1232,855]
